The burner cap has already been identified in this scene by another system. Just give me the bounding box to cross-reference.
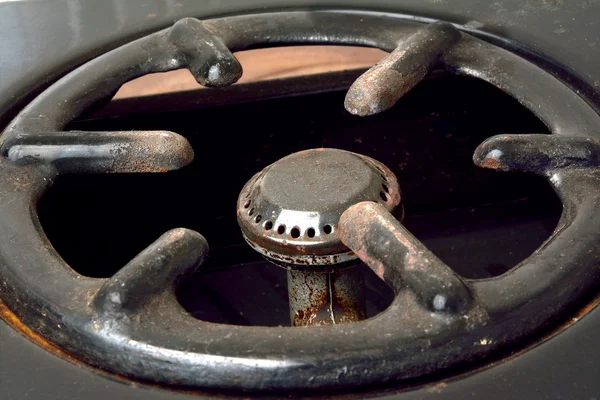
[237,148,401,269]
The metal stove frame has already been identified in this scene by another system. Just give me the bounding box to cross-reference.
[0,9,599,395]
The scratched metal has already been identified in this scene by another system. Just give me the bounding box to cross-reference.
[0,12,599,392]
[288,267,366,326]
[4,130,193,173]
[345,22,461,116]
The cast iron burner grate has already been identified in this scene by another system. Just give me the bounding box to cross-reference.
[0,11,599,393]
[40,73,559,328]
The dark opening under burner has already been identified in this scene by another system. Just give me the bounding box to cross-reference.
[37,74,561,326]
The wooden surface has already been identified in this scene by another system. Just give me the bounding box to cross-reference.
[114,46,386,99]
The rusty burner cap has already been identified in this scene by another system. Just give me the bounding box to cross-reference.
[237,148,401,270]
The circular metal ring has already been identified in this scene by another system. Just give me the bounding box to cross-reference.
[0,11,599,392]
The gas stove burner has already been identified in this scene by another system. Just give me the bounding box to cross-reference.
[237,148,401,269]
[1,10,600,394]
[237,148,401,325]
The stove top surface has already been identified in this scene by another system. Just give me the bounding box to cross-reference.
[1,1,599,399]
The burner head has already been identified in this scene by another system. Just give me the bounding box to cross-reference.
[237,148,401,269]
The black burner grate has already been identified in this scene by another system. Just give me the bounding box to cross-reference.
[0,11,598,393]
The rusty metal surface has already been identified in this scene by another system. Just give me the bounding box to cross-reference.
[344,22,461,117]
[339,202,472,313]
[237,148,401,267]
[245,241,357,271]
[473,133,600,172]
[3,130,193,173]
[239,148,389,325]
[288,268,366,326]
[288,270,331,326]
[331,267,367,324]
[0,11,599,393]
[0,17,243,144]
[92,229,208,316]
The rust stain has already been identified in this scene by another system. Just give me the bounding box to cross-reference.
[332,269,366,323]
[0,298,75,361]
[427,381,448,393]
[469,291,600,372]
[478,157,502,169]
[376,264,385,280]
[146,12,157,18]
[557,292,600,328]
[7,175,33,191]
[0,297,266,398]
[289,270,331,326]
[1,290,599,394]
[0,298,169,392]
